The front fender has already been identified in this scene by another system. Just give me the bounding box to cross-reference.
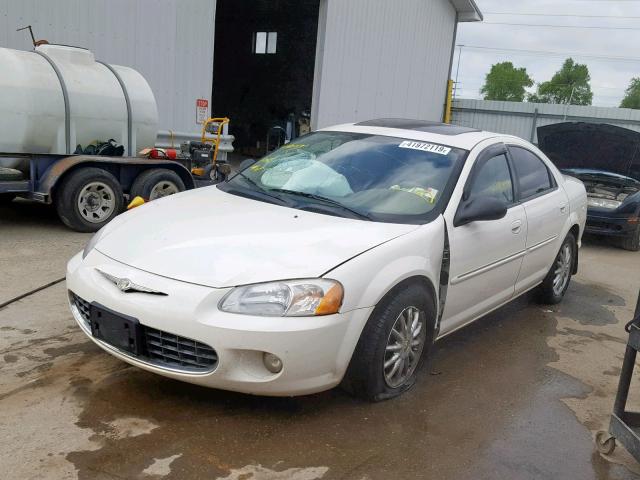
[326,218,445,313]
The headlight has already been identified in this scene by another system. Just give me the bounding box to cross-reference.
[219,279,343,317]
[82,226,108,259]
[587,197,622,210]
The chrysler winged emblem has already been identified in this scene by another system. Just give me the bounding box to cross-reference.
[96,269,168,296]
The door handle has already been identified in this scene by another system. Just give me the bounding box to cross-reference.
[511,220,522,234]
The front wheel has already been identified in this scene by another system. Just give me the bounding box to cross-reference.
[538,233,576,304]
[342,283,436,401]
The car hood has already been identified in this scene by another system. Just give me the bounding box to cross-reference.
[562,168,640,188]
[538,122,640,181]
[95,186,418,288]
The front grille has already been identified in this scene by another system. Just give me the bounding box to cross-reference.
[70,292,91,327]
[69,291,218,373]
[144,327,218,371]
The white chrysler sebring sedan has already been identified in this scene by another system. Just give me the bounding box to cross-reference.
[67,119,587,401]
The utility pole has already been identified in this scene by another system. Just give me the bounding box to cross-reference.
[454,44,464,101]
[564,86,576,121]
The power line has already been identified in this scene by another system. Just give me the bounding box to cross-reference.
[459,45,640,64]
[484,12,640,19]
[481,21,640,30]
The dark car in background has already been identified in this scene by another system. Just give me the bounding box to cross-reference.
[538,123,640,251]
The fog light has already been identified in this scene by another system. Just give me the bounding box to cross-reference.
[263,352,283,374]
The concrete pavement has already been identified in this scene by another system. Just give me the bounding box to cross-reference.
[1,200,639,480]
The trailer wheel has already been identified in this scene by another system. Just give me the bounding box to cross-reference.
[55,168,124,232]
[130,169,186,201]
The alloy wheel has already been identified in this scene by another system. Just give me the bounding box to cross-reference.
[552,243,572,296]
[383,306,427,388]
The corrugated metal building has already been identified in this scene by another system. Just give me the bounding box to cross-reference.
[452,98,640,144]
[1,0,481,152]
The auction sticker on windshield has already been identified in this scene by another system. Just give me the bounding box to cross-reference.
[399,141,451,155]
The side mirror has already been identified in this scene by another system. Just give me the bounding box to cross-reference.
[454,195,508,227]
[238,158,256,172]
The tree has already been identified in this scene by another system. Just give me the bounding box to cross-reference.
[480,62,534,102]
[621,78,640,109]
[528,58,593,105]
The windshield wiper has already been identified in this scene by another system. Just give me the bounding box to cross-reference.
[268,188,372,221]
[228,171,293,206]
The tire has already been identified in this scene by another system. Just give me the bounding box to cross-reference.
[130,169,186,201]
[55,167,124,233]
[538,233,577,304]
[341,282,437,402]
[621,224,640,252]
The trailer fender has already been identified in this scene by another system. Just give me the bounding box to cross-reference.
[40,155,195,202]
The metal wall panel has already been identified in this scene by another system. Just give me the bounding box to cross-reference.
[312,0,457,129]
[0,0,215,134]
[452,99,640,143]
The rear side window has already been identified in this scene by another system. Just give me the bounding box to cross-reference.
[510,147,553,199]
[469,154,514,204]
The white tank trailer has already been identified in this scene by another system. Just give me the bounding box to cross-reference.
[0,44,159,172]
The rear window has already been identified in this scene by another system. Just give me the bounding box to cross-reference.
[510,146,553,199]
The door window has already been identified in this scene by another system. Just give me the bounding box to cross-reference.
[468,154,514,204]
[510,147,553,200]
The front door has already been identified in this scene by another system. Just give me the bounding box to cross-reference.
[441,145,527,335]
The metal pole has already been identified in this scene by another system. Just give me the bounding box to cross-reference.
[454,45,464,101]
[612,291,640,417]
[563,86,575,121]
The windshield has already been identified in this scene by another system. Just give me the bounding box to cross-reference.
[221,131,467,224]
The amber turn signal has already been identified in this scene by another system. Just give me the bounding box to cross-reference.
[315,283,344,315]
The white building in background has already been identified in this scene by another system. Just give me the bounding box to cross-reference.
[1,0,482,151]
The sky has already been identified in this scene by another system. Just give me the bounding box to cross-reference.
[454,0,640,106]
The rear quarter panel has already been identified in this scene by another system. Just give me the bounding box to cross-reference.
[562,175,588,245]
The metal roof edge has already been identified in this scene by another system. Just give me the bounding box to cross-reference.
[450,0,483,22]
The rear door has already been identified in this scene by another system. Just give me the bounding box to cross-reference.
[441,144,527,334]
[508,145,569,293]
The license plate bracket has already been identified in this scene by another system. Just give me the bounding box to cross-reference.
[90,304,142,355]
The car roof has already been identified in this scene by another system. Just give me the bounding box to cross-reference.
[320,119,505,150]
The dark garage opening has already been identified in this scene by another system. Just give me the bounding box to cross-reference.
[212,0,321,156]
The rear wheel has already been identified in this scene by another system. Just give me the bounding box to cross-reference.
[538,233,576,304]
[342,282,436,401]
[621,224,640,252]
[130,169,185,201]
[55,168,124,232]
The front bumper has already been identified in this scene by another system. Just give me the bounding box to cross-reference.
[66,251,372,396]
[585,210,638,238]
